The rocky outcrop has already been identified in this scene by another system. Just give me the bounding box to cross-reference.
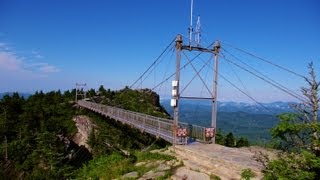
[138,88,161,107]
[169,142,276,180]
[71,115,96,151]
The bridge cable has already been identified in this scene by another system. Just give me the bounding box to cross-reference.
[221,41,306,79]
[180,54,212,95]
[140,45,175,88]
[195,56,212,124]
[130,37,176,89]
[204,62,272,112]
[219,54,308,103]
[220,52,270,113]
[156,47,175,95]
[189,51,272,112]
[221,48,306,102]
[136,43,175,89]
[181,51,213,97]
[151,41,215,91]
[221,51,251,95]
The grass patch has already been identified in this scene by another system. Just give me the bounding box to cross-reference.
[76,152,134,179]
[76,150,177,179]
[241,168,256,180]
[210,174,221,180]
[135,151,175,162]
[75,152,150,179]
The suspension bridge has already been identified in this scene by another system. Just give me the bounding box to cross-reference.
[77,34,306,145]
[77,0,307,145]
[77,100,210,144]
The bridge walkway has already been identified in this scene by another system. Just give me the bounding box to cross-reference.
[77,100,212,144]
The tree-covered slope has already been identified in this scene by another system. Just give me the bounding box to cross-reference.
[0,91,84,179]
[0,87,172,179]
[94,86,170,118]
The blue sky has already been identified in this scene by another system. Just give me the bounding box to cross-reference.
[0,0,319,102]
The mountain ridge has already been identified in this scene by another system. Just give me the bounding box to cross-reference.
[161,99,296,115]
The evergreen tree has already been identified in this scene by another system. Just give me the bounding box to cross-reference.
[225,132,235,147]
[264,63,320,179]
[215,128,225,145]
[236,137,249,147]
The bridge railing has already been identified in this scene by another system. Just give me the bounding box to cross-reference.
[77,100,210,143]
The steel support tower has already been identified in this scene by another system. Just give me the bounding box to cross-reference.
[75,83,87,102]
[172,34,220,144]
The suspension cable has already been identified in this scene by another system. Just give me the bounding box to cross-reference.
[220,73,272,112]
[130,37,176,88]
[151,41,215,91]
[155,47,175,93]
[188,51,270,112]
[139,46,175,87]
[219,54,307,103]
[182,51,213,97]
[220,51,251,95]
[180,54,212,95]
[221,48,305,101]
[221,41,306,79]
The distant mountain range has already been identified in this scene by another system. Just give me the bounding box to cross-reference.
[160,99,298,143]
[161,99,296,115]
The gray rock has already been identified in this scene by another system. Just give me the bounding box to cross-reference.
[156,163,171,171]
[122,171,139,179]
[139,170,166,180]
[135,162,147,167]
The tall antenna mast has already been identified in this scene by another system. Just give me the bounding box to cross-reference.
[195,16,201,46]
[188,0,194,46]
[172,0,221,144]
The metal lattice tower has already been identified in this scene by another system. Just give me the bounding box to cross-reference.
[75,83,87,102]
[171,0,221,144]
[195,16,201,46]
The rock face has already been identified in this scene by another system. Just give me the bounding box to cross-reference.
[138,88,161,107]
[72,115,96,151]
[122,171,139,179]
[170,142,275,180]
[121,157,184,180]
[172,167,211,180]
[139,170,166,180]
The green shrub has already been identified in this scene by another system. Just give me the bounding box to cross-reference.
[210,174,221,180]
[135,151,175,162]
[240,168,256,180]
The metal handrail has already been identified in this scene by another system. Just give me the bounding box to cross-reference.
[78,100,209,143]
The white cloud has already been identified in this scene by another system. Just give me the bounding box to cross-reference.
[0,43,60,76]
[0,43,10,51]
[39,64,60,73]
[35,54,44,58]
[0,51,21,70]
[31,50,44,59]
